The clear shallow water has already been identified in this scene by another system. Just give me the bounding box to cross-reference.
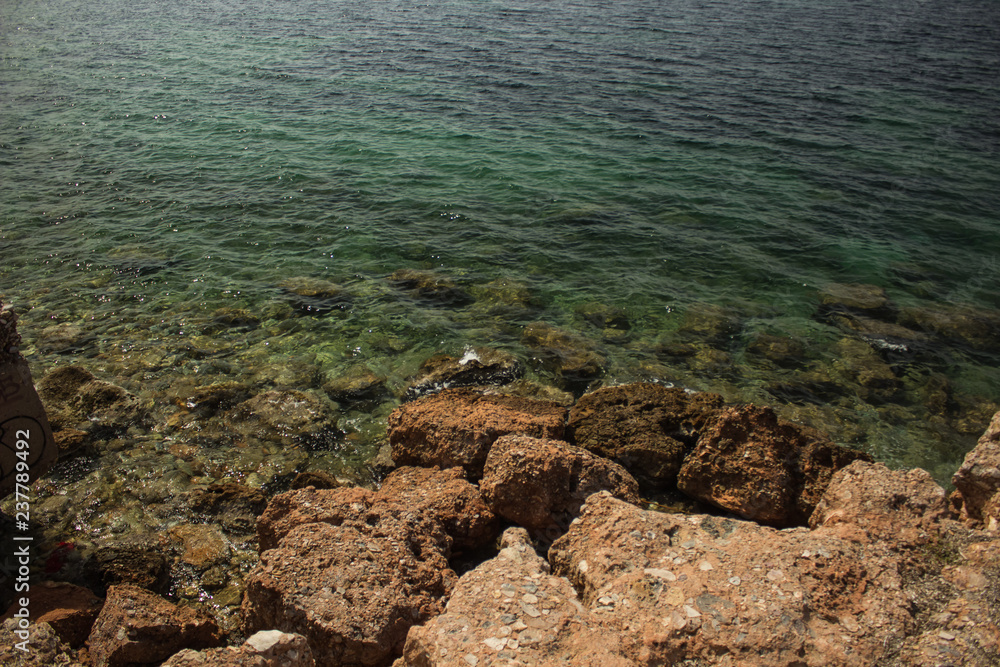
[2,0,1000,492]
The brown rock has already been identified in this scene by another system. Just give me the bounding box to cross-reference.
[242,517,453,667]
[403,347,523,399]
[279,276,350,314]
[480,435,639,540]
[290,470,342,490]
[322,365,388,405]
[899,302,1000,352]
[677,404,871,527]
[817,282,894,317]
[387,388,566,478]
[2,582,102,649]
[162,630,315,667]
[87,584,223,667]
[0,619,82,666]
[257,467,497,553]
[549,492,915,666]
[952,410,1000,527]
[187,482,269,531]
[168,524,230,571]
[93,537,170,595]
[567,383,724,492]
[809,460,952,544]
[395,527,634,667]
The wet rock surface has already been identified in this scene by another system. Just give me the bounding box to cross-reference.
[521,321,606,390]
[388,269,473,307]
[387,388,566,477]
[677,404,872,527]
[87,584,223,667]
[403,347,524,399]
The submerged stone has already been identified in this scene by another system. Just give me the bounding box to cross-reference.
[403,347,524,400]
[389,268,473,307]
[279,276,351,314]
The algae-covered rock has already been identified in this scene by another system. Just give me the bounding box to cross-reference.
[403,347,523,399]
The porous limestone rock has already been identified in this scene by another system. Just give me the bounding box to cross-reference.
[677,404,871,527]
[387,389,566,478]
[87,584,222,667]
[0,619,82,667]
[567,382,724,492]
[162,629,315,666]
[952,410,1000,529]
[480,435,639,541]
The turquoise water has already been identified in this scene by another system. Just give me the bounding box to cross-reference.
[2,0,1000,489]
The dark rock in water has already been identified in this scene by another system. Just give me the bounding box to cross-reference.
[37,365,148,436]
[898,303,1000,353]
[388,268,472,307]
[177,381,253,415]
[574,301,631,330]
[252,357,322,389]
[479,435,639,541]
[676,303,741,345]
[521,321,605,391]
[290,470,341,490]
[279,276,351,314]
[88,584,223,667]
[34,322,97,354]
[816,282,895,319]
[744,332,807,368]
[188,483,269,532]
[567,382,724,493]
[322,365,389,405]
[469,277,538,315]
[766,369,845,405]
[92,537,171,595]
[387,388,566,478]
[224,390,341,450]
[403,347,524,400]
[202,307,261,334]
[677,404,872,527]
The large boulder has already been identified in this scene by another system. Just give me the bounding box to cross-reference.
[548,492,914,666]
[387,389,566,478]
[242,516,453,667]
[479,435,639,541]
[163,630,314,667]
[37,365,147,436]
[244,467,500,666]
[87,584,223,667]
[394,528,633,667]
[1,581,102,649]
[809,460,952,544]
[952,410,1000,529]
[567,383,724,492]
[0,619,82,667]
[677,404,871,527]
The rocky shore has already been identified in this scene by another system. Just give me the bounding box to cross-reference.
[4,382,999,666]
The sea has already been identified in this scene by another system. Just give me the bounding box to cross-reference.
[2,0,999,540]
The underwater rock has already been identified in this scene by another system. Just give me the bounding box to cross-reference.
[168,524,231,571]
[290,470,342,490]
[765,368,846,405]
[493,378,576,407]
[832,337,901,403]
[251,357,322,390]
[566,383,724,493]
[676,303,741,345]
[322,365,389,405]
[744,332,807,368]
[278,276,351,315]
[201,307,261,335]
[574,302,631,330]
[87,584,223,667]
[162,630,315,667]
[37,365,148,436]
[187,483,268,533]
[479,435,639,541]
[34,322,95,354]
[898,303,1000,353]
[403,347,524,400]
[521,322,605,390]
[388,269,472,307]
[387,388,566,478]
[92,537,171,595]
[677,404,872,527]
[468,277,538,315]
[224,389,341,450]
[817,282,895,319]
[952,410,1000,528]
